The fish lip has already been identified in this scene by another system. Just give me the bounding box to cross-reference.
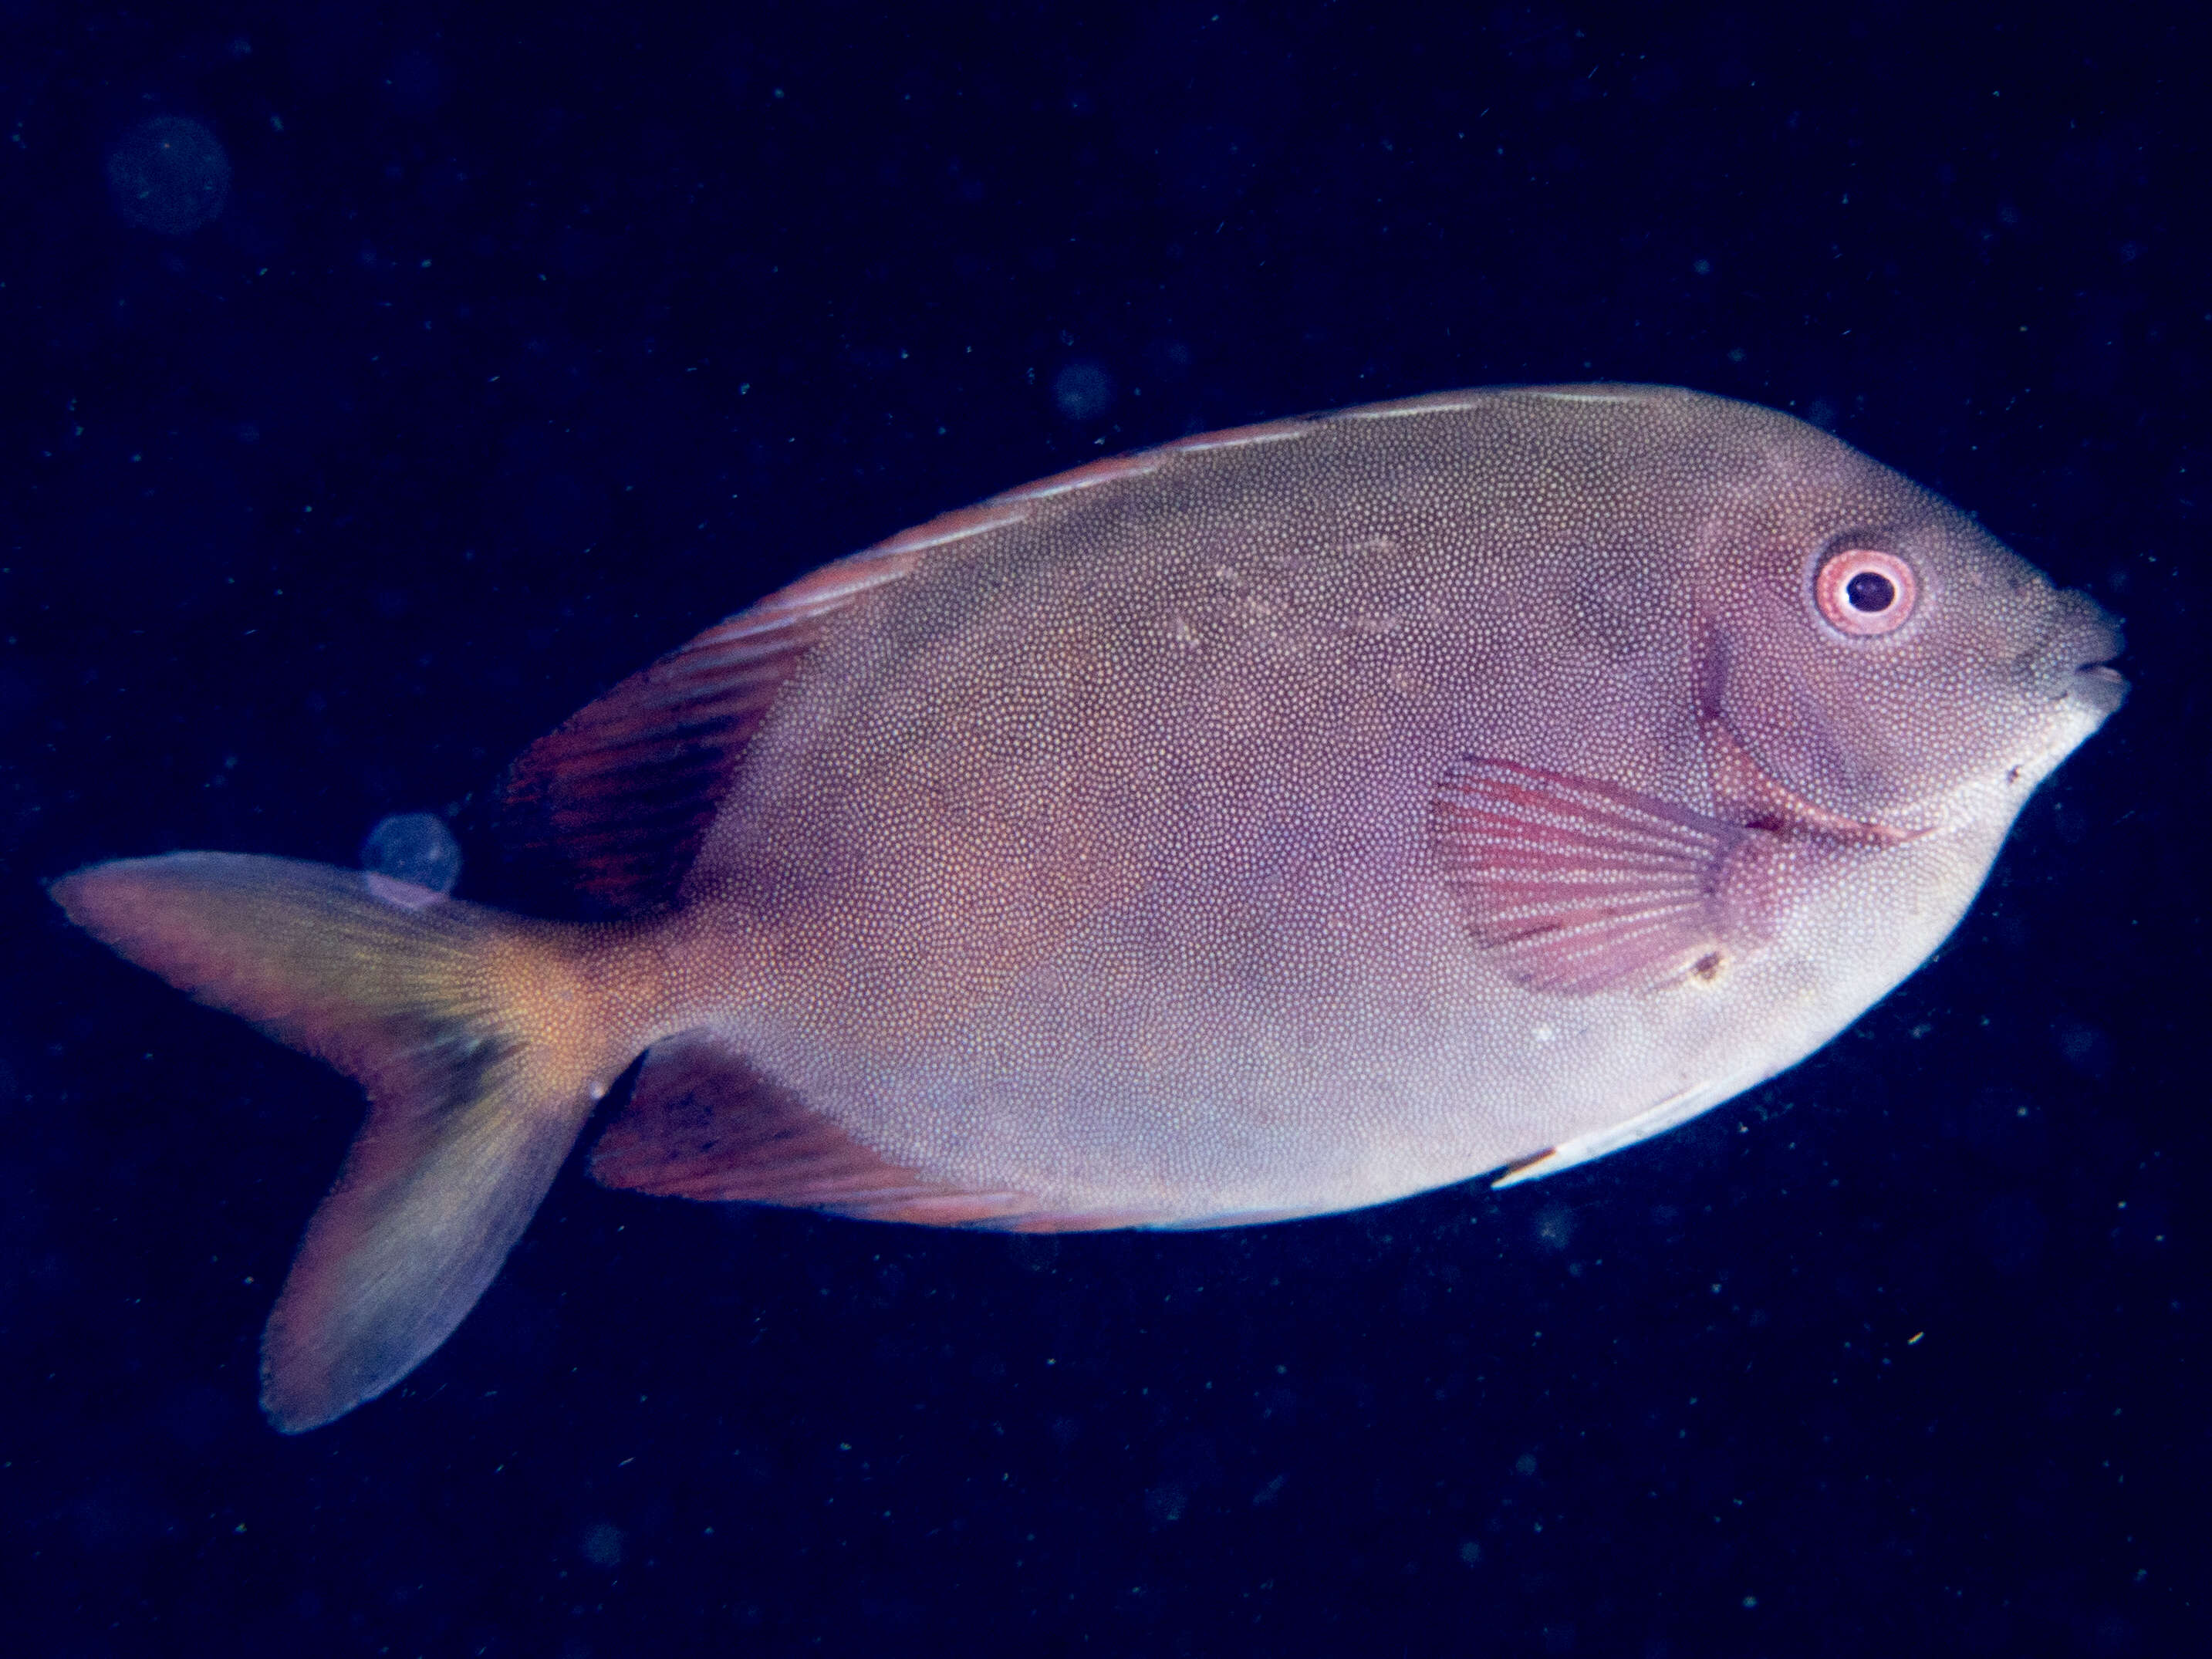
[2058,609,2126,694]
[2064,657,2129,719]
[2049,589,2124,673]
[2031,586,2126,715]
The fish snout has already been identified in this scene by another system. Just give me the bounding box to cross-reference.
[2042,588,2127,718]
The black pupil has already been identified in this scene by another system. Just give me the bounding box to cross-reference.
[1845,569,1895,613]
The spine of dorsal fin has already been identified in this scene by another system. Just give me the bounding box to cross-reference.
[495,542,928,916]
[493,394,1534,921]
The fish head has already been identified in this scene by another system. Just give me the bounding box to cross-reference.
[1690,408,2126,834]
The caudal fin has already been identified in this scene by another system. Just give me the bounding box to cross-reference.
[51,853,640,1432]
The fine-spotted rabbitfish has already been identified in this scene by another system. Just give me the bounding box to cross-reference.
[52,384,2126,1431]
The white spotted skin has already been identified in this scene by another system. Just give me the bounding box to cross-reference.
[633,385,2123,1222]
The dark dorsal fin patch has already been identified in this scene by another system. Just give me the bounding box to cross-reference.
[498,406,1562,917]
[497,542,924,915]
[494,425,1380,915]
[589,1029,1160,1232]
[1428,758,1788,995]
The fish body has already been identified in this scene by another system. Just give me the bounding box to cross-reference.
[52,384,2124,1428]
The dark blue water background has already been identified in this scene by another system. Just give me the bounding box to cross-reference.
[4,4,2204,1653]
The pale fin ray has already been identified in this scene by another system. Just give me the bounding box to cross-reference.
[1492,1068,1759,1188]
[1429,757,1785,995]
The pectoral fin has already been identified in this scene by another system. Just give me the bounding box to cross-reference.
[1428,757,1785,995]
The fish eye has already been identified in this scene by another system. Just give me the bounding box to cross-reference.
[1814,546,1917,637]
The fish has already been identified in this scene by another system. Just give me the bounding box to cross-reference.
[49,383,2126,1431]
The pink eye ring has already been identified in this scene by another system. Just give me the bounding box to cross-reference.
[1814,546,1917,637]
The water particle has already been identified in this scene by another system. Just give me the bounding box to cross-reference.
[1052,360,1114,421]
[106,117,231,235]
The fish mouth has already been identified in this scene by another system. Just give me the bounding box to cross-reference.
[2049,590,2127,717]
[2065,657,2128,720]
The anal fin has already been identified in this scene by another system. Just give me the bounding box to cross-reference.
[590,1030,1140,1232]
[1491,1067,1758,1187]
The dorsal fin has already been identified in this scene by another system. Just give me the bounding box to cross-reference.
[497,542,927,914]
[495,417,1356,916]
[590,1029,1166,1232]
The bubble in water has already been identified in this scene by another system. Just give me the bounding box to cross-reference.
[581,1522,624,1568]
[360,812,461,909]
[1052,360,1113,421]
[106,117,231,235]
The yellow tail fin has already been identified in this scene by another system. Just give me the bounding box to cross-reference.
[51,853,640,1432]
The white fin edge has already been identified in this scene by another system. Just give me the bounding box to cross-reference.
[1334,390,1507,421]
[989,451,1170,503]
[737,561,915,627]
[1163,422,1312,454]
[1522,389,1660,405]
[875,509,1030,555]
[1491,1068,1754,1188]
